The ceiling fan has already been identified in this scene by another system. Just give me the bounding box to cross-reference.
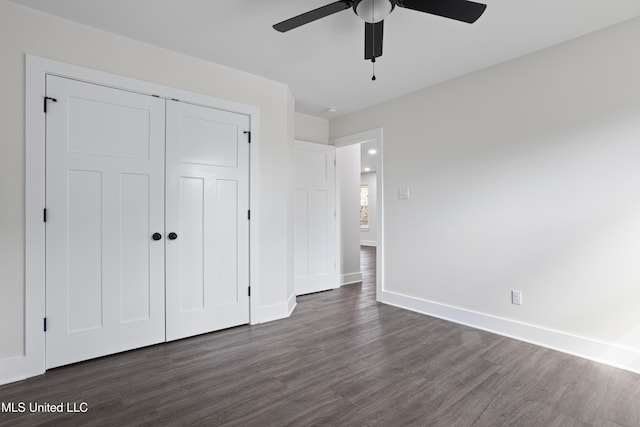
[273,0,487,63]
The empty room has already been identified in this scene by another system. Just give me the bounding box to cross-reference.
[1,0,640,425]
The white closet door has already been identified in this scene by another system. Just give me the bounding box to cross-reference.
[294,141,337,295]
[165,100,250,341]
[45,76,166,368]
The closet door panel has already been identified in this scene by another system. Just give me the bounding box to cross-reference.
[165,100,250,341]
[45,75,166,369]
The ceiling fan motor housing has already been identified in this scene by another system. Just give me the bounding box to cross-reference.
[353,0,396,23]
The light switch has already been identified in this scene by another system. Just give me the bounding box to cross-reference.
[398,187,410,199]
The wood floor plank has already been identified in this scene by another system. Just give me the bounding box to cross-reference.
[1,246,639,426]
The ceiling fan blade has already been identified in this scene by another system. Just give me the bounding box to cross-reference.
[273,1,353,32]
[364,21,384,60]
[398,0,487,24]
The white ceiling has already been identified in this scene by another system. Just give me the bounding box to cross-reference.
[10,0,640,118]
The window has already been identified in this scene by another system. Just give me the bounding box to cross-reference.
[360,184,369,228]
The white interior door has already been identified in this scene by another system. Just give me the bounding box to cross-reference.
[45,76,166,368]
[294,141,336,295]
[165,100,250,341]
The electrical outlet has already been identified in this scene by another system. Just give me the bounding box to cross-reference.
[511,290,522,305]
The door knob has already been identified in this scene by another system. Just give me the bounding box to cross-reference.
[152,232,162,241]
[168,232,178,240]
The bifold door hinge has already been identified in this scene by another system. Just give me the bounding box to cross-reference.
[43,318,47,332]
[248,287,251,297]
[248,210,251,220]
[43,209,47,222]
[243,131,251,143]
[44,96,57,113]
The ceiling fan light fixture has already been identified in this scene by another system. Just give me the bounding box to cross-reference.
[355,0,394,24]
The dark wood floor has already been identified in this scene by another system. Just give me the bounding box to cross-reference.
[2,246,639,426]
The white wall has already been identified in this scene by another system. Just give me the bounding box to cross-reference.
[360,172,377,246]
[331,16,640,371]
[0,1,293,366]
[336,145,362,285]
[295,112,329,145]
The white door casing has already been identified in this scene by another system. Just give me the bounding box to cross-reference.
[45,76,166,368]
[23,55,260,382]
[293,141,337,295]
[165,100,250,341]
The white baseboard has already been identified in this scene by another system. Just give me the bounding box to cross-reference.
[287,293,297,316]
[360,240,377,247]
[0,355,27,386]
[382,290,640,375]
[252,299,292,325]
[341,272,363,286]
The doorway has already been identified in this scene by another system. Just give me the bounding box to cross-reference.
[333,128,383,301]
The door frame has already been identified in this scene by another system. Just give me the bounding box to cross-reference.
[332,128,384,302]
[25,55,261,379]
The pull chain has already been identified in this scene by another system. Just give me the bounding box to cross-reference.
[371,1,376,81]
[372,58,376,81]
